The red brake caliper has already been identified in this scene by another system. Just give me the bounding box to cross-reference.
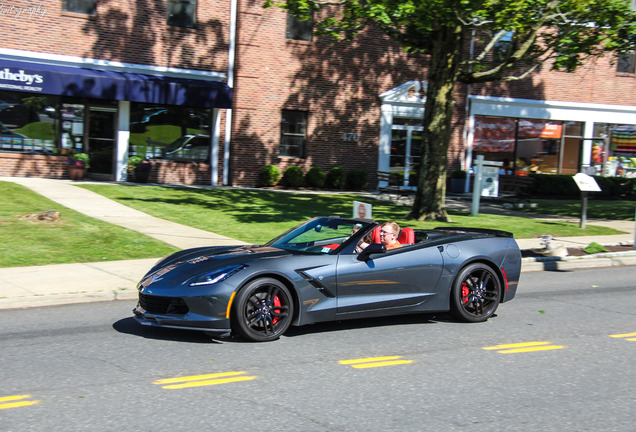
[272,296,281,324]
[461,283,470,304]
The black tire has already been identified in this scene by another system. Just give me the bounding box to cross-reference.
[232,278,293,342]
[450,263,501,323]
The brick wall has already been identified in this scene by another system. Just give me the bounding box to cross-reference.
[0,0,230,73]
[0,153,68,178]
[229,3,429,186]
[151,161,212,186]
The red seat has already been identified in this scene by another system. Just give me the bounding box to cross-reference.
[371,225,382,244]
[398,227,414,244]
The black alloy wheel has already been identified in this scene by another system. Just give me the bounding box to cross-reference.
[232,278,293,342]
[450,263,501,322]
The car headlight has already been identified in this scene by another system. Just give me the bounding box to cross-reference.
[189,264,247,287]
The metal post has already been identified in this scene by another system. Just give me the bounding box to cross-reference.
[471,155,484,216]
[580,191,588,229]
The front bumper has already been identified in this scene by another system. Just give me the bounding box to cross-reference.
[132,304,232,336]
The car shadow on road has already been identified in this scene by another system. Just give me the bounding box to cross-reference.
[112,313,464,343]
[112,317,222,343]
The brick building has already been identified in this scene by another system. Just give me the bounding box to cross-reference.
[1,1,635,187]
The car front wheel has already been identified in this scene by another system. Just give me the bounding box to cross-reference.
[232,278,293,342]
[450,263,501,323]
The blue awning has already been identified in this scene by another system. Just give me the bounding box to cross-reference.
[0,58,232,108]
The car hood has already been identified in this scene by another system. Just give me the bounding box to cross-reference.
[145,244,294,279]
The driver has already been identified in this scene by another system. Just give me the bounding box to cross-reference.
[355,221,403,252]
[379,221,402,250]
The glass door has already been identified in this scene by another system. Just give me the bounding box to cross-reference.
[87,107,117,177]
[390,124,423,188]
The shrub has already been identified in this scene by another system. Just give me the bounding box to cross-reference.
[305,166,326,188]
[451,169,467,179]
[326,167,346,189]
[347,169,368,190]
[283,166,304,188]
[583,242,609,254]
[529,174,635,199]
[259,165,280,187]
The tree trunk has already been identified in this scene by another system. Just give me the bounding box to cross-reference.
[407,27,463,221]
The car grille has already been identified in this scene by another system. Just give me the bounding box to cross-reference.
[139,293,189,315]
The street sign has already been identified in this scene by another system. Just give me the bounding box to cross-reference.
[353,201,372,219]
[573,173,601,192]
[572,173,601,228]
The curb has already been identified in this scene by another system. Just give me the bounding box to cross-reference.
[521,251,636,272]
[0,289,138,310]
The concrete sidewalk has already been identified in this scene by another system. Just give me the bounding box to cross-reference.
[1,176,634,310]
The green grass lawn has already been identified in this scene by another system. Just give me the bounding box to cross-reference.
[0,182,178,268]
[1,181,627,268]
[78,184,623,245]
[501,198,636,220]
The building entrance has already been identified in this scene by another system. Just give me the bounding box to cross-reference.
[390,123,423,187]
[87,107,117,178]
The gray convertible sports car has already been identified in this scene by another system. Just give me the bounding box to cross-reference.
[133,216,521,342]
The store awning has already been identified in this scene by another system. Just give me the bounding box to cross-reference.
[0,58,232,108]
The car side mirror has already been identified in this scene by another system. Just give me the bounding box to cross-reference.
[357,243,386,261]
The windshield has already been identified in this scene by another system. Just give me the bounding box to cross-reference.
[266,217,373,254]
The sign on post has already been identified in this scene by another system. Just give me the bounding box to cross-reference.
[481,165,500,197]
[471,155,503,216]
[353,201,372,219]
[573,173,601,229]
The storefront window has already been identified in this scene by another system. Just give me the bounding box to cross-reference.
[60,104,85,152]
[472,116,516,173]
[0,91,59,154]
[516,119,562,174]
[564,121,583,137]
[129,103,211,161]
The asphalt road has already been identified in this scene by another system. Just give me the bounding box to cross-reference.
[1,267,635,432]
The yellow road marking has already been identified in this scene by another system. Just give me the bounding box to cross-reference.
[482,342,550,350]
[153,371,257,389]
[497,345,565,354]
[609,332,636,338]
[339,355,413,368]
[351,360,413,368]
[483,341,565,353]
[161,376,257,389]
[0,395,39,410]
[338,356,402,365]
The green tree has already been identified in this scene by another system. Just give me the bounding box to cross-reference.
[265,0,636,220]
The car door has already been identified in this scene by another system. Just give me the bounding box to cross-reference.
[335,245,444,318]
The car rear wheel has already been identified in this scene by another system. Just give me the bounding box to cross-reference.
[450,263,501,323]
[232,278,293,342]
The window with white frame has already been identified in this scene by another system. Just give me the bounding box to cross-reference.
[167,0,197,28]
[280,110,307,158]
